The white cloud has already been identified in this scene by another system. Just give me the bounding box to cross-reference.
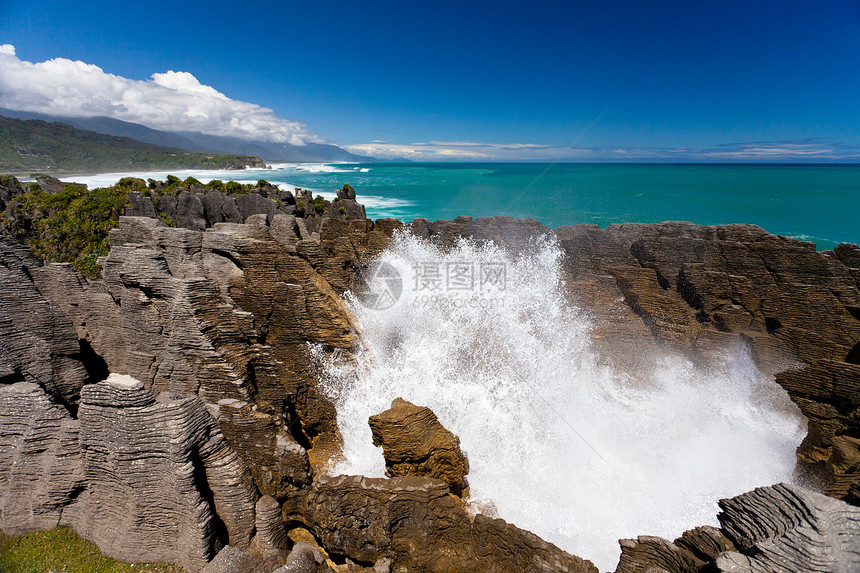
[700,140,860,160]
[0,45,318,144]
[347,139,860,162]
[346,141,593,161]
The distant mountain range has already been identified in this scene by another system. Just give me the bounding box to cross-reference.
[0,108,373,163]
[0,116,267,173]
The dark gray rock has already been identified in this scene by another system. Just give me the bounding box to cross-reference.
[254,495,288,557]
[0,233,90,406]
[64,374,257,572]
[273,542,327,573]
[200,545,270,573]
[715,483,860,573]
[35,174,87,194]
[336,184,356,200]
[0,382,84,535]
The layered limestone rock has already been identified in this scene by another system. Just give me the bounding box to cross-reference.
[715,483,860,572]
[65,374,257,572]
[0,382,84,534]
[615,526,736,573]
[126,185,295,231]
[254,495,288,558]
[774,361,860,503]
[369,398,470,496]
[3,173,860,571]
[0,232,91,406]
[286,475,598,573]
[615,483,860,573]
[30,212,394,491]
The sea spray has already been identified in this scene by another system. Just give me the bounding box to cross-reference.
[314,232,805,571]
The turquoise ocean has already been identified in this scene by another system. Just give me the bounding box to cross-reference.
[76,163,860,250]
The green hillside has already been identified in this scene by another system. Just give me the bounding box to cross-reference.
[0,116,265,172]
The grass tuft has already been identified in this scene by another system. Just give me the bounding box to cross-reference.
[0,527,185,573]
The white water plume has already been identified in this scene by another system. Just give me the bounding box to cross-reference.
[315,232,805,571]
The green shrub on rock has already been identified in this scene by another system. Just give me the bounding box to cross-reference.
[206,179,225,192]
[224,180,248,194]
[2,183,130,277]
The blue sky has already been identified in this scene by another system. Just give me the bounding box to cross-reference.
[1,0,859,161]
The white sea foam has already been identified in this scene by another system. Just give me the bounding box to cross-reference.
[295,163,353,173]
[315,232,805,571]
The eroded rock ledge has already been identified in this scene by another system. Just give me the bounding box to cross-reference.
[1,175,859,571]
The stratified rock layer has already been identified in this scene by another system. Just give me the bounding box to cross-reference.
[65,374,257,572]
[0,234,90,405]
[2,172,860,572]
[615,483,860,573]
[287,474,598,573]
[0,382,83,534]
[715,483,860,572]
[369,398,470,496]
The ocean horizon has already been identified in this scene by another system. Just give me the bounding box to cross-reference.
[70,162,860,251]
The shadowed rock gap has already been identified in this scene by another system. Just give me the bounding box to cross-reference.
[848,341,860,365]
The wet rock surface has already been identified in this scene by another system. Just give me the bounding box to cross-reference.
[287,474,598,573]
[369,398,470,496]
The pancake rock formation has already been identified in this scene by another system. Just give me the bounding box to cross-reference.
[615,483,860,573]
[1,174,859,571]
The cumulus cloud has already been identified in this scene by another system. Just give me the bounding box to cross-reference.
[0,45,318,144]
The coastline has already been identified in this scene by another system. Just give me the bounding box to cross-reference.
[31,162,860,250]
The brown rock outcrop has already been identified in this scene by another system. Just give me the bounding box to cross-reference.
[369,398,470,496]
[288,474,598,573]
[775,360,860,502]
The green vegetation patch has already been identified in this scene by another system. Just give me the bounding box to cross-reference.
[6,184,130,277]
[0,527,184,573]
